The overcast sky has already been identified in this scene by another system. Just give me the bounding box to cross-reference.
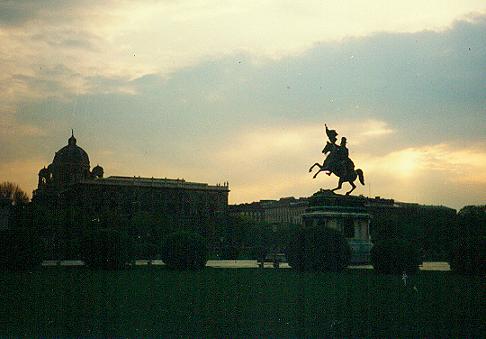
[1,1,485,209]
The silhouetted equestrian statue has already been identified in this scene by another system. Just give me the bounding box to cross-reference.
[309,124,365,195]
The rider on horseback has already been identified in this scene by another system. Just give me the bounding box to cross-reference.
[309,123,365,195]
[335,137,355,178]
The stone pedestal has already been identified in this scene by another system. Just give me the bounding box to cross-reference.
[302,190,372,263]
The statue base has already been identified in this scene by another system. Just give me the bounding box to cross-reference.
[302,189,372,264]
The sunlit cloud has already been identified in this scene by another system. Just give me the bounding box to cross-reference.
[360,120,395,137]
[356,143,486,205]
[362,143,486,182]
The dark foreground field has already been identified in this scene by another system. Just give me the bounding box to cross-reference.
[0,267,483,337]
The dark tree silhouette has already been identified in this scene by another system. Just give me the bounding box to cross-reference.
[456,205,486,239]
[0,182,29,205]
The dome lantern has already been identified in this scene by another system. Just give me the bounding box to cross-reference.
[68,129,77,146]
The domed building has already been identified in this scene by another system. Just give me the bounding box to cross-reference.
[33,131,103,203]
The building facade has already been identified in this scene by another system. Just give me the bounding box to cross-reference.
[229,197,308,225]
[60,176,229,229]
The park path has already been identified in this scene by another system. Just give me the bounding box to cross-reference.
[41,260,451,271]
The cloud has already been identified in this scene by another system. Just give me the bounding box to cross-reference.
[2,2,486,103]
[362,143,486,180]
[0,114,46,137]
[0,1,118,27]
[360,121,395,137]
[0,1,53,26]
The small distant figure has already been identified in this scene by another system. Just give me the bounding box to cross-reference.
[402,271,408,286]
[257,249,265,268]
[273,256,280,269]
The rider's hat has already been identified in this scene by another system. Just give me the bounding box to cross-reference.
[325,125,338,140]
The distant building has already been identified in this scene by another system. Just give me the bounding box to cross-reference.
[231,194,455,227]
[229,201,265,222]
[230,190,457,262]
[229,197,308,225]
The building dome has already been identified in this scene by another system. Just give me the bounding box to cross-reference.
[48,131,91,190]
[52,133,90,167]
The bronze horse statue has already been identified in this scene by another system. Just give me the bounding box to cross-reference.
[309,141,365,195]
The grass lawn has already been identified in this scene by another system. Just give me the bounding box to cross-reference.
[0,267,483,337]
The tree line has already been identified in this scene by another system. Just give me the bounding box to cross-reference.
[1,181,484,270]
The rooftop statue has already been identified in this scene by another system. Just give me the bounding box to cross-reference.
[309,124,365,195]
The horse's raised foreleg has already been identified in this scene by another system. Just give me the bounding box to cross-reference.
[309,163,321,173]
[331,178,343,192]
[345,181,356,195]
[313,168,324,179]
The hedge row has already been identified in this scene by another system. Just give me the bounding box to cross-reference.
[2,226,484,275]
[0,228,208,271]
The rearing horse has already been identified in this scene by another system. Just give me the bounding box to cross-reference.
[309,143,365,195]
[309,142,336,178]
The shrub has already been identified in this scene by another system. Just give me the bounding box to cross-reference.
[220,245,240,260]
[81,228,133,269]
[449,237,486,275]
[370,239,422,274]
[251,245,268,261]
[286,226,351,272]
[0,228,43,271]
[134,240,159,260]
[161,231,208,270]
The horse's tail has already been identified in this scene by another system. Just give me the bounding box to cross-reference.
[356,169,365,185]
